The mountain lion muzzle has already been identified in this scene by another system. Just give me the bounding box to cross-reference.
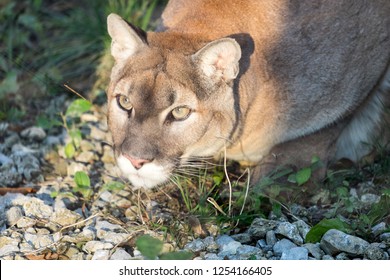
[106,0,390,189]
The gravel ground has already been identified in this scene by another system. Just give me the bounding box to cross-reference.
[0,96,389,260]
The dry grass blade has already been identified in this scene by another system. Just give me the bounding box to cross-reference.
[63,83,89,101]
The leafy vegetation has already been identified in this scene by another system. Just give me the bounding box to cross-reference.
[136,235,193,260]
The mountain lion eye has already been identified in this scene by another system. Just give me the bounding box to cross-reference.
[116,94,133,111]
[171,106,191,121]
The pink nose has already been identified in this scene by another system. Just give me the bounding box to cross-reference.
[123,154,152,170]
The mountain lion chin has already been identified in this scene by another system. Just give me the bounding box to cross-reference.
[116,155,170,189]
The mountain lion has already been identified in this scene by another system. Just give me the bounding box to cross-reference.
[106,0,390,189]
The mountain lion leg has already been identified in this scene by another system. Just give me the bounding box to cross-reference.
[251,121,348,184]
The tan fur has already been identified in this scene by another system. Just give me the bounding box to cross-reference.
[106,0,390,188]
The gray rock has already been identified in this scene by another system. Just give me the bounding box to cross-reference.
[185,239,206,253]
[0,236,20,257]
[6,206,24,226]
[273,238,297,257]
[67,162,87,176]
[50,208,81,226]
[371,222,386,236]
[62,227,96,243]
[364,243,389,260]
[379,232,390,245]
[102,145,116,164]
[204,253,222,260]
[24,232,54,249]
[90,125,106,141]
[293,220,311,240]
[320,229,370,256]
[101,232,130,244]
[44,135,64,147]
[322,255,335,260]
[231,233,252,244]
[275,222,303,244]
[92,249,110,260]
[360,193,380,205]
[110,248,132,260]
[0,244,20,257]
[11,151,41,181]
[75,151,96,163]
[0,154,22,186]
[335,252,349,260]
[256,239,272,251]
[99,191,113,202]
[236,245,262,259]
[22,198,53,219]
[248,218,278,239]
[265,230,277,246]
[95,220,125,241]
[303,243,324,260]
[0,122,9,135]
[216,235,242,256]
[83,241,114,253]
[79,139,96,152]
[0,153,13,166]
[216,235,235,246]
[280,247,309,260]
[16,217,36,228]
[81,113,99,123]
[203,236,219,253]
[20,126,46,141]
[2,133,20,151]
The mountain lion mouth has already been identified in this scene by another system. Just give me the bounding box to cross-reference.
[116,154,171,189]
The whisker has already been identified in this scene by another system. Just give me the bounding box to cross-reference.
[175,170,201,178]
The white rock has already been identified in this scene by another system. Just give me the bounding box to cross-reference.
[20,126,46,141]
[280,247,309,260]
[275,222,303,245]
[216,235,242,256]
[24,232,54,249]
[16,216,36,228]
[6,206,24,225]
[293,220,311,240]
[101,232,130,244]
[50,208,81,226]
[84,241,114,253]
[0,244,20,257]
[92,249,110,260]
[273,239,297,257]
[22,198,53,219]
[95,220,125,239]
[110,248,132,260]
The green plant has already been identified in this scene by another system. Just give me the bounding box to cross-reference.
[102,181,126,192]
[305,218,352,243]
[73,171,93,200]
[61,98,92,158]
[0,0,163,123]
[136,235,192,260]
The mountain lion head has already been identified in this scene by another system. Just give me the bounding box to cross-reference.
[106,14,242,188]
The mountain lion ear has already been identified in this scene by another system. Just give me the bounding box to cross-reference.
[107,13,147,62]
[192,38,241,82]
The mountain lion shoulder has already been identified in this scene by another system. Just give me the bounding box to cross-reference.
[106,0,390,189]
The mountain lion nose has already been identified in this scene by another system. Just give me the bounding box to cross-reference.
[123,154,152,170]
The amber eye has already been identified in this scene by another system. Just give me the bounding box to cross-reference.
[171,106,191,121]
[116,94,133,111]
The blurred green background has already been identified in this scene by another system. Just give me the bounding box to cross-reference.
[0,0,166,122]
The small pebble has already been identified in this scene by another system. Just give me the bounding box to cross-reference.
[20,126,46,141]
[92,249,110,260]
[280,247,309,260]
[273,239,297,257]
